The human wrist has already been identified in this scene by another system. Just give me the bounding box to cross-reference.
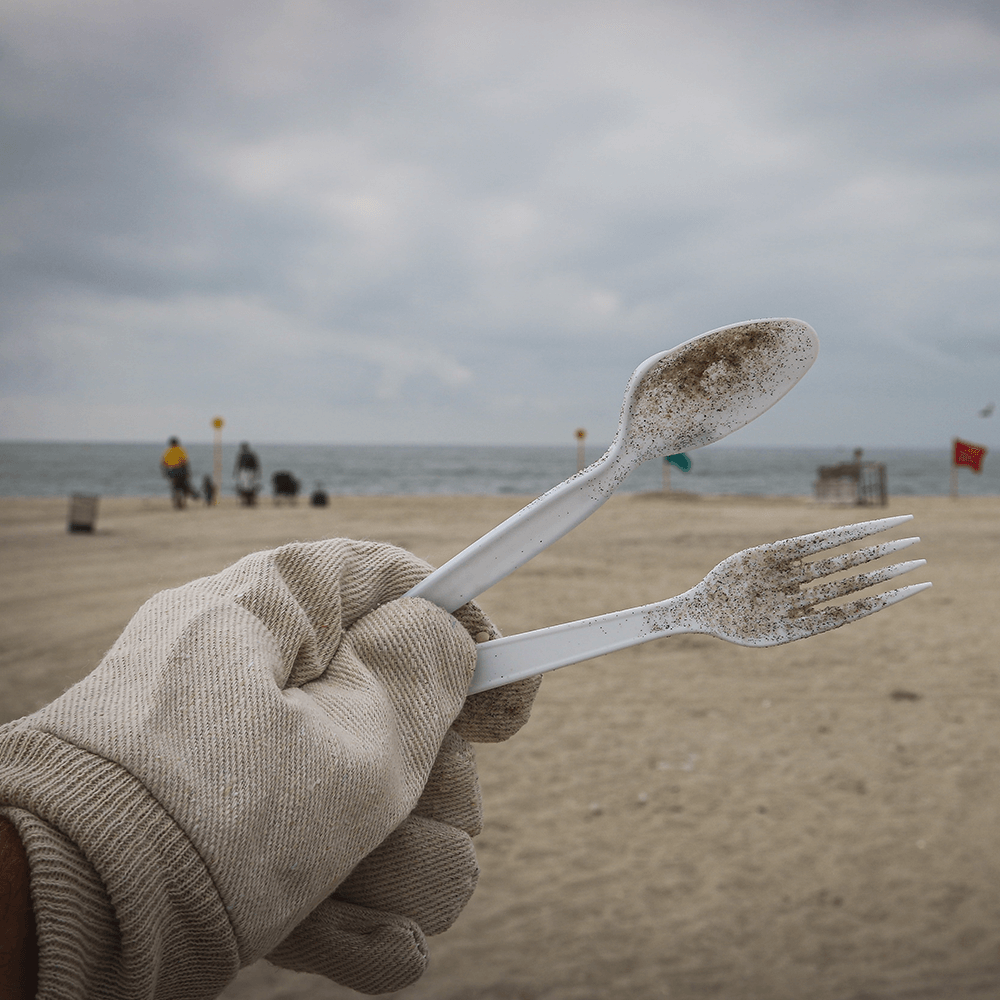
[0,730,239,1000]
[0,814,38,1000]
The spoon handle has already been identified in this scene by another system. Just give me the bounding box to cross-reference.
[405,453,624,612]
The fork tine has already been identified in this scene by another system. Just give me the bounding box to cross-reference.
[794,580,933,636]
[797,558,927,607]
[775,514,914,560]
[795,537,921,584]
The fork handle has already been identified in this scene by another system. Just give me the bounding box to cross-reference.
[469,591,697,693]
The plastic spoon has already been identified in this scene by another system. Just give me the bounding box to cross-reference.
[407,318,819,612]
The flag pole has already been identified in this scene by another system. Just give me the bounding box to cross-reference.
[212,417,224,506]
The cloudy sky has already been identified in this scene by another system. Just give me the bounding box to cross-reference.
[2,0,998,449]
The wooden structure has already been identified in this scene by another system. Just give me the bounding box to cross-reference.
[813,449,887,506]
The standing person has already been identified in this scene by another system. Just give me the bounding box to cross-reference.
[201,475,216,506]
[233,442,261,507]
[160,437,199,509]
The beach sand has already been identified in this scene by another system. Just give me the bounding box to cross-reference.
[1,491,998,1000]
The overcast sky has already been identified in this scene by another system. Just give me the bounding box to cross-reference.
[2,0,998,450]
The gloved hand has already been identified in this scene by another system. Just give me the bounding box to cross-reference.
[0,538,539,999]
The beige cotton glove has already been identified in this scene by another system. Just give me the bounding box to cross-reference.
[0,538,540,999]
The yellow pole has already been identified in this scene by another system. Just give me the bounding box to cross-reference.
[212,417,224,506]
[575,428,586,472]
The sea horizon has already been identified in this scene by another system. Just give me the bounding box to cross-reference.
[2,441,996,500]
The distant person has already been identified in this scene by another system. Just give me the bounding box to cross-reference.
[310,482,329,507]
[233,442,261,507]
[201,474,216,506]
[160,437,199,509]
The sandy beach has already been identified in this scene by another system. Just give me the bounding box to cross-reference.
[2,490,998,1000]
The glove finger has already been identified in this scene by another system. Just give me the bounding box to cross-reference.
[302,597,477,820]
[453,673,542,743]
[414,729,483,837]
[451,600,541,743]
[451,599,501,644]
[334,815,478,936]
[333,544,434,630]
[233,538,436,689]
[267,897,428,994]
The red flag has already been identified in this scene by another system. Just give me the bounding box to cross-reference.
[954,439,987,473]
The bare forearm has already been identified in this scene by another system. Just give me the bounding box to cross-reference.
[0,817,38,1000]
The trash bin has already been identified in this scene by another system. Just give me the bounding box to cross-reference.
[67,493,99,533]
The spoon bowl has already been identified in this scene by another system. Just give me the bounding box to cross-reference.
[613,317,818,470]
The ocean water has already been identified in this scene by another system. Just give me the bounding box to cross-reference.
[1,441,997,499]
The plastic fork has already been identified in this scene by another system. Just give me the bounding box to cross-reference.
[469,514,931,693]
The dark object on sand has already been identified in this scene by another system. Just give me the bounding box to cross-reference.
[814,449,887,506]
[67,494,99,533]
[310,484,329,507]
[272,471,300,504]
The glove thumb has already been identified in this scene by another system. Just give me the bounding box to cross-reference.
[267,897,429,994]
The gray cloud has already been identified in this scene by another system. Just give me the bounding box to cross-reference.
[1,0,998,448]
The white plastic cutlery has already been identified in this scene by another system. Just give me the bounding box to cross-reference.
[468,515,931,693]
[407,318,819,612]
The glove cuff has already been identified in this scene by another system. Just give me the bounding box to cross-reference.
[0,726,239,1000]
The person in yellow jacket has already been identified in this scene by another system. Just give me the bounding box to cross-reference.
[160,437,199,508]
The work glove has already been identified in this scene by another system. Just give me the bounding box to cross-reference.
[0,538,539,999]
